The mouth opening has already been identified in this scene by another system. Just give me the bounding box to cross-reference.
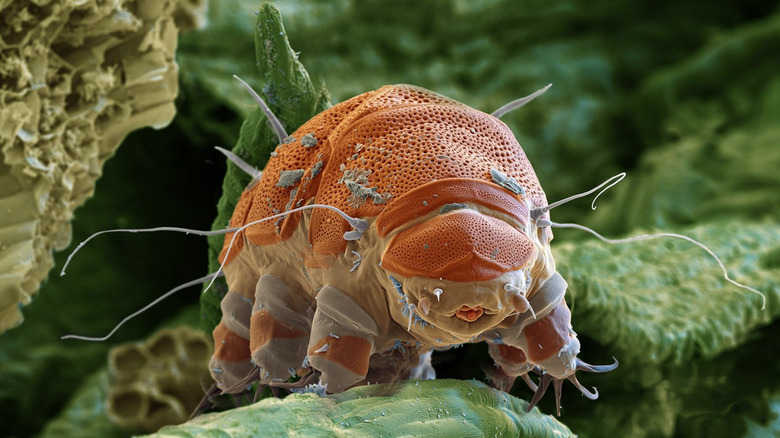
[455,305,484,322]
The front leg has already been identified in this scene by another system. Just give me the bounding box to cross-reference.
[307,285,379,393]
[484,272,569,393]
[488,273,617,414]
[486,341,535,393]
[486,301,579,395]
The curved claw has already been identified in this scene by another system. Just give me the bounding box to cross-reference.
[271,368,322,390]
[520,373,538,392]
[524,358,616,415]
[221,366,262,394]
[526,372,552,412]
[221,367,322,404]
[576,357,619,373]
[566,374,599,400]
[190,382,222,419]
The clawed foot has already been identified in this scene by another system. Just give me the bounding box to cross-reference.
[526,357,618,415]
[191,367,323,418]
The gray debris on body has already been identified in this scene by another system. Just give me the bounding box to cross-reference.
[284,188,298,211]
[310,161,325,178]
[339,168,385,206]
[345,181,386,205]
[301,133,318,147]
[440,203,467,214]
[490,169,526,196]
[277,169,305,188]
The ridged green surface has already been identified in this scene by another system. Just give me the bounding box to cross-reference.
[556,220,779,365]
[147,379,574,438]
[549,222,780,437]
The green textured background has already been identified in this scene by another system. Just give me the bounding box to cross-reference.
[1,0,779,436]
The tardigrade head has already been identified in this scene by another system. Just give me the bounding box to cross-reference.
[374,176,618,414]
[378,187,556,346]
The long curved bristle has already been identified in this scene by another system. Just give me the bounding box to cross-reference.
[530,172,626,220]
[233,75,288,143]
[551,220,768,309]
[60,271,223,341]
[215,146,262,179]
[491,84,552,119]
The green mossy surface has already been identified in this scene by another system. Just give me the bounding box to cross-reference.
[551,223,780,437]
[147,379,574,438]
[557,220,780,365]
[0,0,778,437]
[588,11,780,234]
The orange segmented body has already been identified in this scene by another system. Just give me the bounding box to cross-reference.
[209,84,616,412]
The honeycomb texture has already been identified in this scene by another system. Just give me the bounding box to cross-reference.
[106,326,212,433]
[224,84,546,259]
[231,90,374,249]
[381,210,535,281]
[0,0,183,333]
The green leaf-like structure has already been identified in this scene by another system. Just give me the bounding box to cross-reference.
[201,2,329,332]
[147,379,574,438]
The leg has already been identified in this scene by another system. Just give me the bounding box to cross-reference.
[249,274,312,385]
[361,343,432,385]
[486,341,534,392]
[307,285,379,393]
[209,255,262,393]
[486,300,577,394]
[209,289,255,393]
[496,300,616,414]
[520,299,580,379]
[409,349,436,381]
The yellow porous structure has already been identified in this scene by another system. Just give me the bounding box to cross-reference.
[0,0,196,333]
[107,326,212,433]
